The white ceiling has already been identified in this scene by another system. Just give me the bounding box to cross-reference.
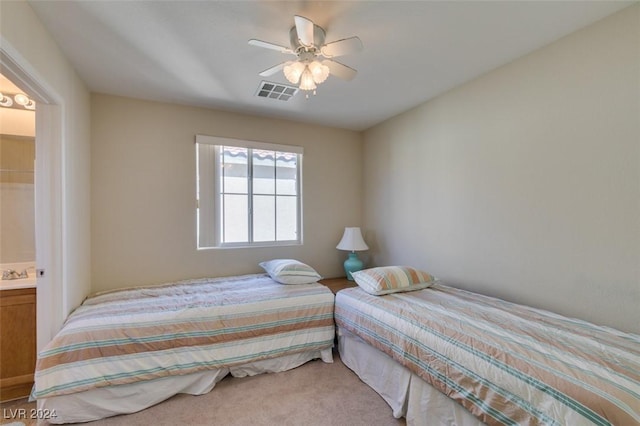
[28,1,632,131]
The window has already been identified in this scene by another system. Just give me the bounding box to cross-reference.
[196,135,302,248]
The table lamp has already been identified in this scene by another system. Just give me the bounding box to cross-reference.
[336,227,369,280]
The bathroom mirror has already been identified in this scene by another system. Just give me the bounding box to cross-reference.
[0,134,35,265]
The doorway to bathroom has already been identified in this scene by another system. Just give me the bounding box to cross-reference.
[1,46,66,359]
[0,71,38,401]
[0,73,36,283]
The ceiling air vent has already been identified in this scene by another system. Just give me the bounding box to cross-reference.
[255,81,298,101]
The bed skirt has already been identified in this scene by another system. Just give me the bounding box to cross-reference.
[39,347,333,424]
[338,327,482,426]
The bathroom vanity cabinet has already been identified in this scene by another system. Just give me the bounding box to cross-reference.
[0,287,36,401]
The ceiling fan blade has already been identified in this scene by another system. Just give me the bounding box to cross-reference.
[321,36,363,58]
[294,15,315,47]
[248,39,293,54]
[323,59,357,81]
[258,62,286,77]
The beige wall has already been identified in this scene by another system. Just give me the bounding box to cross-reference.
[363,5,639,333]
[0,108,35,137]
[91,94,362,291]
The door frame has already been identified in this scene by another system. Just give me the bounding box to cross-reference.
[1,42,65,350]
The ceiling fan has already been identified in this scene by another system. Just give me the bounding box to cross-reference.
[249,15,363,95]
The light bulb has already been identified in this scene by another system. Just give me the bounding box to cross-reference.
[14,93,30,106]
[23,100,36,110]
[0,93,13,107]
[283,61,305,84]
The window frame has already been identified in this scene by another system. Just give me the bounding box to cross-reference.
[196,135,303,249]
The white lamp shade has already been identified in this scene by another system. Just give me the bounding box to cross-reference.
[298,67,317,91]
[283,61,305,84]
[336,227,369,251]
[308,61,330,84]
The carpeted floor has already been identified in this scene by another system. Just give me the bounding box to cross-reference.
[1,351,405,426]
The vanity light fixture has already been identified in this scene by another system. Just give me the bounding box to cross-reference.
[0,92,36,110]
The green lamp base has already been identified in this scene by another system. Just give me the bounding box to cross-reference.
[343,252,364,281]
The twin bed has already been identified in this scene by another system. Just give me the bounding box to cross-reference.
[34,272,335,423]
[335,275,640,426]
[33,264,639,425]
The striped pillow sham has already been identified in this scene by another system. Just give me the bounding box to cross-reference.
[259,259,322,284]
[351,266,436,295]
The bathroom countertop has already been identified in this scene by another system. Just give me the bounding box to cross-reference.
[0,278,37,290]
[1,263,37,290]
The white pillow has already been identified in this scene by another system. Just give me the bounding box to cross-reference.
[259,259,322,285]
[351,266,436,295]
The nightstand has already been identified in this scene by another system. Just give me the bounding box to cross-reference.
[320,278,357,346]
[319,277,357,295]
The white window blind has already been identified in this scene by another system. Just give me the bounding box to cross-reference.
[196,135,303,248]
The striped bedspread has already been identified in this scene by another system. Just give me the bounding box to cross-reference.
[35,274,335,399]
[335,284,640,426]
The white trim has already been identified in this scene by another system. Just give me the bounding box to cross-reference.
[195,134,304,154]
[1,40,65,351]
[196,143,216,248]
[0,39,55,104]
[35,104,65,347]
[210,241,302,250]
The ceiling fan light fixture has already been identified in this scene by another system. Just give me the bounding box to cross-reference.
[283,61,305,84]
[284,60,329,92]
[250,15,363,97]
